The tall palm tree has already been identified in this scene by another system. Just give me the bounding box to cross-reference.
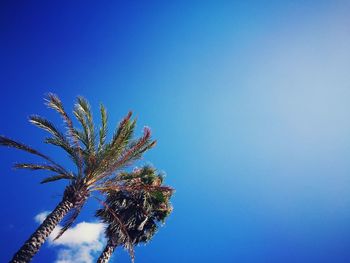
[0,94,157,263]
[96,166,173,263]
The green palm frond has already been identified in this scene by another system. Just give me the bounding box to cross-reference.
[14,163,65,174]
[0,135,64,169]
[72,129,88,149]
[45,93,66,116]
[72,110,90,149]
[29,115,81,171]
[29,115,66,140]
[44,137,81,173]
[75,96,95,154]
[118,166,164,185]
[40,174,74,184]
[96,183,173,195]
[46,93,83,172]
[96,112,135,165]
[110,112,135,150]
[110,111,134,147]
[104,127,156,173]
[88,139,157,186]
[98,104,108,152]
[45,93,78,144]
[84,112,135,183]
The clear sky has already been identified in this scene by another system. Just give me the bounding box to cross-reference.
[1,1,350,262]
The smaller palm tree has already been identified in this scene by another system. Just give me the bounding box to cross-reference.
[96,166,173,263]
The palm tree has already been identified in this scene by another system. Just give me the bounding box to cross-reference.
[96,166,173,263]
[0,93,157,263]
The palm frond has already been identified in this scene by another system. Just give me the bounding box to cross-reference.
[96,184,173,195]
[100,118,137,172]
[0,135,63,168]
[98,111,134,160]
[40,174,74,184]
[45,93,78,143]
[45,93,66,116]
[29,115,66,140]
[44,137,82,172]
[72,109,90,148]
[14,163,65,174]
[108,112,134,153]
[104,127,156,173]
[29,115,82,172]
[45,93,83,171]
[98,104,108,152]
[75,96,95,153]
[72,129,89,149]
[84,112,135,183]
[118,166,163,185]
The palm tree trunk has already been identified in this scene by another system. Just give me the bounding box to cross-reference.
[97,241,117,263]
[10,198,74,263]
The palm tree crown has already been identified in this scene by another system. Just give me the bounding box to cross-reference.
[96,166,173,262]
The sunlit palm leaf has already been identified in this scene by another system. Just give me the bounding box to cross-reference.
[40,174,74,184]
[108,112,135,154]
[0,135,63,168]
[84,112,135,183]
[98,111,134,161]
[29,115,66,140]
[46,93,83,172]
[14,163,65,174]
[72,119,89,156]
[102,127,156,174]
[44,137,81,173]
[76,96,95,154]
[45,93,78,143]
[98,104,108,152]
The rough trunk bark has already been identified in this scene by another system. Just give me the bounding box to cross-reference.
[97,241,117,263]
[10,198,74,263]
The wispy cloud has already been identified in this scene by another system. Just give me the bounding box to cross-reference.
[34,211,51,224]
[34,211,105,263]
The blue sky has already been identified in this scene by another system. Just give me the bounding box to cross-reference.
[1,1,350,262]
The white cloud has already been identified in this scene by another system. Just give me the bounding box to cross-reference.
[34,212,106,263]
[53,240,103,263]
[34,211,51,224]
[50,222,105,246]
